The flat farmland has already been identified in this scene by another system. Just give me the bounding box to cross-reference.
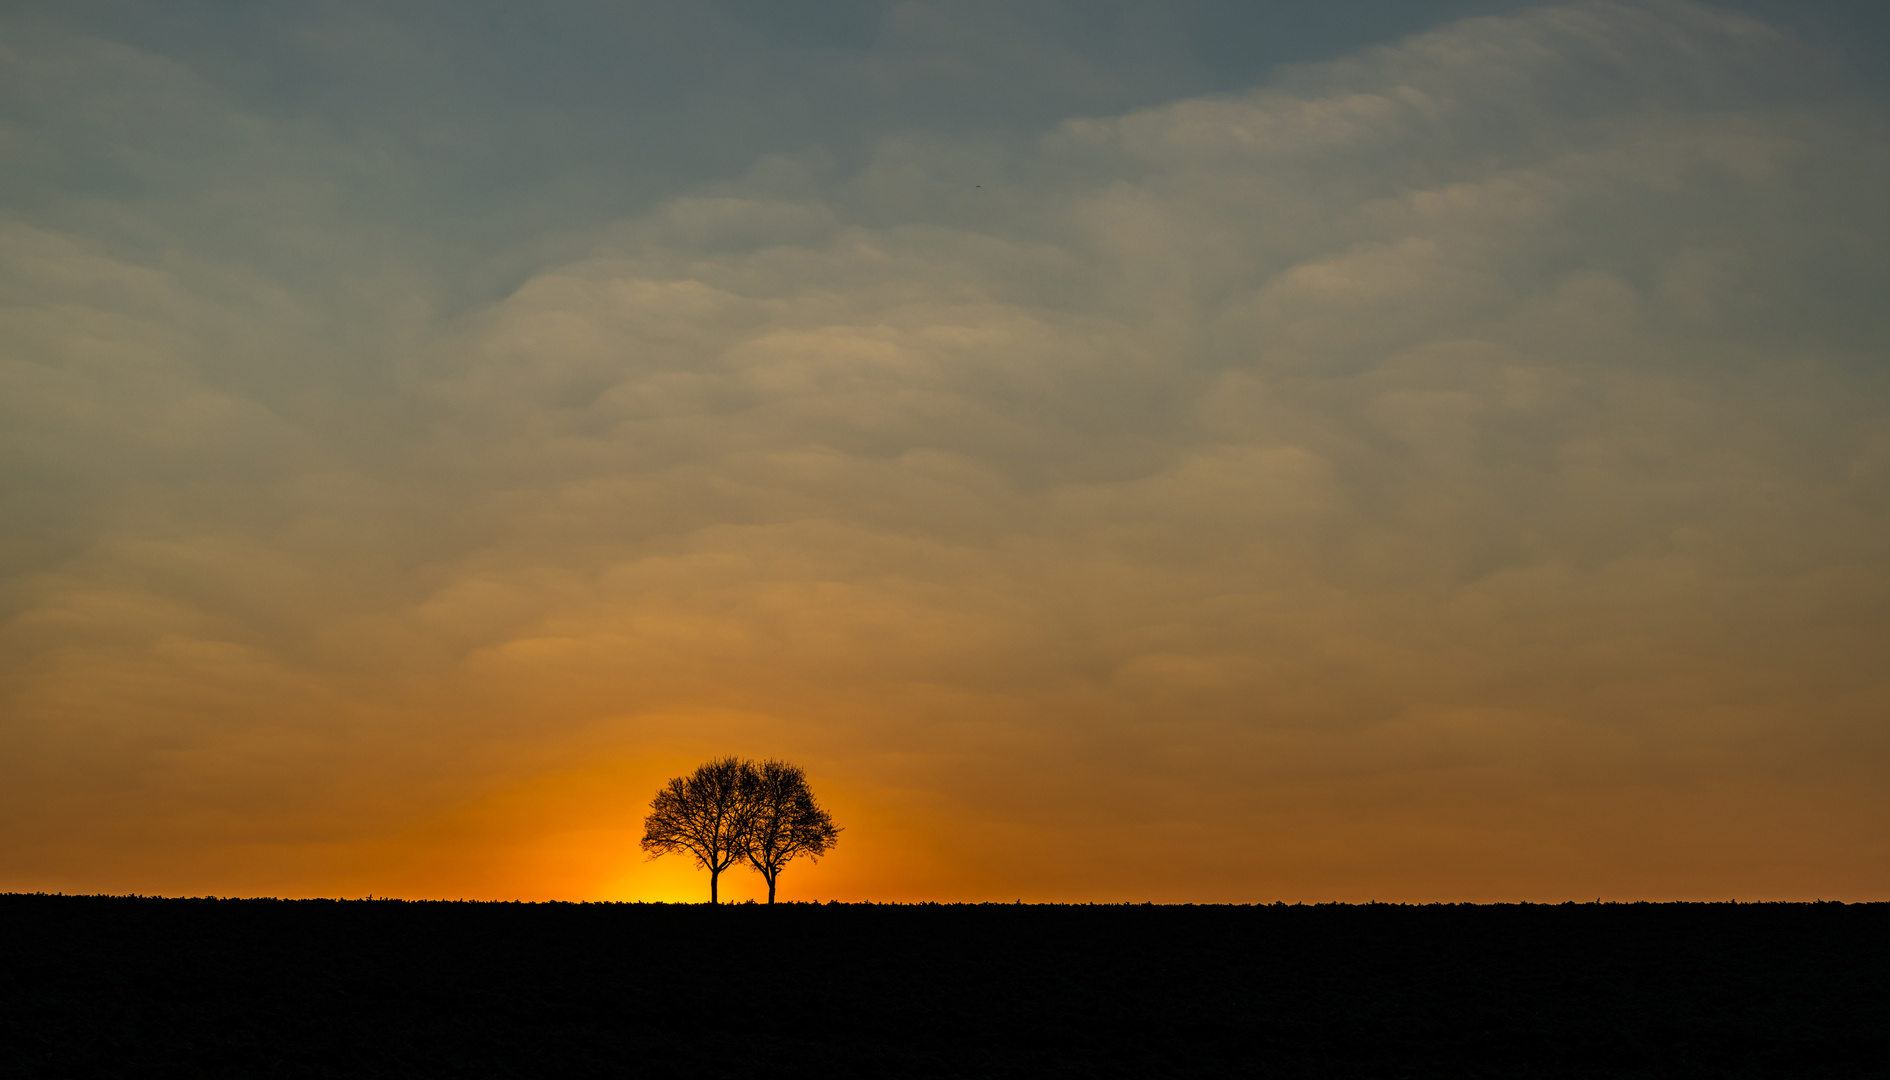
[2,895,1884,1078]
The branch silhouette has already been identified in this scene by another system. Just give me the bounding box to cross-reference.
[640,756,841,904]
[739,758,842,904]
[639,756,754,904]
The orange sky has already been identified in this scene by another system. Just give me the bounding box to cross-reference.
[3,1,1888,903]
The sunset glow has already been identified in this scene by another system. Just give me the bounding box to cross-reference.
[3,0,1888,903]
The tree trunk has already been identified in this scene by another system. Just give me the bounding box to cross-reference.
[710,867,719,904]
[767,872,776,905]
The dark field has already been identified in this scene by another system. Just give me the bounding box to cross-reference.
[2,895,1886,1078]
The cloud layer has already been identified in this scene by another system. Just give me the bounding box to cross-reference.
[4,1,1889,901]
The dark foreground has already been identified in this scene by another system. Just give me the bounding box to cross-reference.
[3,895,1886,1078]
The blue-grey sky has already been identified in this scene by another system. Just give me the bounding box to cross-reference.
[6,0,1884,313]
[3,1,1888,902]
[9,1,1884,267]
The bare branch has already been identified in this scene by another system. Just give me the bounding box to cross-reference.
[640,756,756,903]
[735,758,842,904]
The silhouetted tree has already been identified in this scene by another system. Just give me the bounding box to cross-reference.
[738,758,841,904]
[640,756,755,904]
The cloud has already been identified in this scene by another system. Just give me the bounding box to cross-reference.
[2,1,1888,901]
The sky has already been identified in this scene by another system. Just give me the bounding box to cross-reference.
[2,0,1888,904]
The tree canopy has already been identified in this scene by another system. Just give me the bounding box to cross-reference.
[740,758,842,905]
[639,756,841,903]
[639,756,754,904]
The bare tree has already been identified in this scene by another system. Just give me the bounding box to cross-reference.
[640,756,755,904]
[738,758,841,904]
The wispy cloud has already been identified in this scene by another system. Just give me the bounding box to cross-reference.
[3,1,1887,901]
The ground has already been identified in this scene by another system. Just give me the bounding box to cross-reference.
[3,895,1884,1077]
